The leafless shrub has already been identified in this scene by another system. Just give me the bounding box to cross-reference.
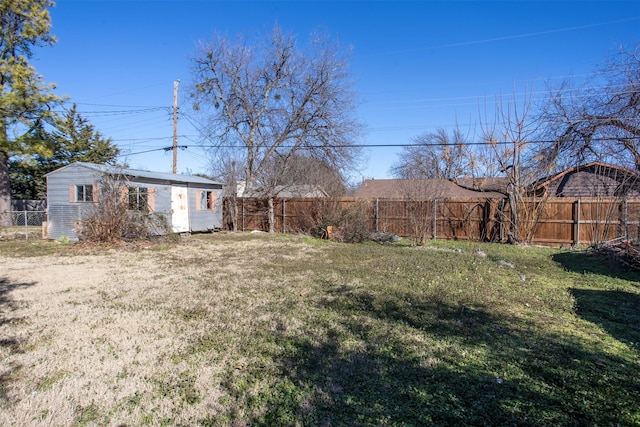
[310,200,371,243]
[404,199,433,246]
[583,166,640,245]
[290,199,326,234]
[593,238,640,271]
[518,194,550,244]
[77,175,172,243]
[397,180,440,246]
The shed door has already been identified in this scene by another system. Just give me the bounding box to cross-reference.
[171,186,190,233]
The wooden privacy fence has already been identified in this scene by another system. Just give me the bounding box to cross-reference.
[225,197,640,246]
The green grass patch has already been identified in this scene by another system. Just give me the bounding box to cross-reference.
[184,234,639,426]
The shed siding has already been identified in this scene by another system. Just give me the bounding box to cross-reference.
[125,179,173,213]
[47,204,83,240]
[48,167,102,205]
[47,165,103,240]
[189,186,223,232]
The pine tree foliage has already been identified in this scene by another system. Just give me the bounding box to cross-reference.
[10,104,120,199]
[0,0,60,221]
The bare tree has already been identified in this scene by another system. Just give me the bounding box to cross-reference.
[390,127,474,180]
[190,25,362,231]
[209,153,243,231]
[264,153,346,196]
[541,43,640,171]
[397,179,446,246]
[481,89,548,244]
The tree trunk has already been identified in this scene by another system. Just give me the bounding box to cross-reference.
[506,190,521,244]
[0,150,11,227]
[231,196,238,232]
[267,196,275,233]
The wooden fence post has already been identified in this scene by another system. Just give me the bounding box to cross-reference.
[574,199,581,246]
[432,199,437,240]
[241,198,245,232]
[624,199,628,239]
[500,199,505,242]
[375,198,379,232]
[282,199,286,234]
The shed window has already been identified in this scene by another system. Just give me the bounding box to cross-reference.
[76,185,94,202]
[198,190,216,210]
[128,187,149,211]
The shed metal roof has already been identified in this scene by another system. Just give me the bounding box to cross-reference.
[46,162,222,186]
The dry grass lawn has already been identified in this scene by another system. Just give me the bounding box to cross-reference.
[1,235,324,426]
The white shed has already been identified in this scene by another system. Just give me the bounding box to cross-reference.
[45,162,223,240]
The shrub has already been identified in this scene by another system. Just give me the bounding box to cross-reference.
[311,200,371,243]
[77,175,172,243]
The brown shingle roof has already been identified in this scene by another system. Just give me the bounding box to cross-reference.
[531,161,639,191]
[354,179,505,199]
[529,161,640,197]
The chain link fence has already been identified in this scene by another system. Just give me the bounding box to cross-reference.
[0,210,47,240]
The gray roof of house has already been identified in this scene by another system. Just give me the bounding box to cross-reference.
[47,162,222,186]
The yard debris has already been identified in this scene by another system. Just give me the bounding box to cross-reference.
[497,260,515,269]
[318,225,341,240]
[592,238,640,271]
[424,246,462,254]
[368,231,401,244]
[473,249,487,257]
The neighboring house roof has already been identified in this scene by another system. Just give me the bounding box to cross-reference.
[354,179,505,199]
[530,161,640,197]
[46,162,223,186]
[355,162,640,200]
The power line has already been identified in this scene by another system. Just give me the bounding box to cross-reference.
[359,16,640,58]
[54,106,168,115]
[362,85,636,112]
[124,136,640,156]
[70,102,167,109]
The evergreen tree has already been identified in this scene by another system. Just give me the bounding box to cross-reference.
[9,104,120,199]
[0,0,60,222]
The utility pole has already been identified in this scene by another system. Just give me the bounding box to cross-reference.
[172,79,180,173]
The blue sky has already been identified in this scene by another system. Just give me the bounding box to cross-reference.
[34,1,640,181]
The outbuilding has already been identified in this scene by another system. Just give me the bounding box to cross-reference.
[45,162,223,241]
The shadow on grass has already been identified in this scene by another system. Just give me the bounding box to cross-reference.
[552,251,640,282]
[0,277,36,401]
[239,284,640,426]
[0,277,34,326]
[570,288,640,346]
